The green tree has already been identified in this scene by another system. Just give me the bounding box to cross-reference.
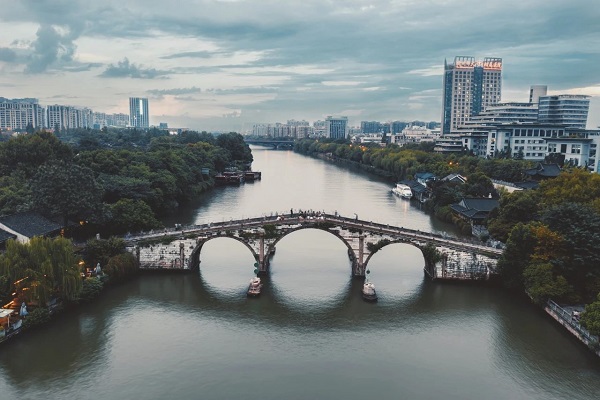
[487,190,539,242]
[83,237,127,268]
[31,162,102,226]
[496,223,537,289]
[0,237,82,304]
[104,252,138,281]
[108,198,163,234]
[523,262,571,305]
[580,293,600,336]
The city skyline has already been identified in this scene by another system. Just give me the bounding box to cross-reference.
[1,0,599,131]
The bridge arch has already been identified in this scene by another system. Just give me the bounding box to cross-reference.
[268,225,357,273]
[190,235,259,272]
[362,239,427,273]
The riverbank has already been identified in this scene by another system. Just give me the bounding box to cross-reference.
[545,299,600,357]
[297,146,600,360]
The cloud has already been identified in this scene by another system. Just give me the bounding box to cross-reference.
[147,87,202,96]
[205,87,279,95]
[160,51,215,59]
[25,24,80,73]
[0,48,17,62]
[100,58,169,79]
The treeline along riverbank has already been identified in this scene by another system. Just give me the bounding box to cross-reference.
[293,137,600,348]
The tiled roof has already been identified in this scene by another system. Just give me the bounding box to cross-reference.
[460,198,499,212]
[442,173,467,183]
[415,172,436,180]
[452,197,499,222]
[524,163,561,178]
[514,181,539,190]
[0,212,63,238]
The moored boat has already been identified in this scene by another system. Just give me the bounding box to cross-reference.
[244,171,262,181]
[391,183,413,199]
[247,277,262,297]
[362,281,378,302]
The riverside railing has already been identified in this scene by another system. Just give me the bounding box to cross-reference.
[547,299,598,344]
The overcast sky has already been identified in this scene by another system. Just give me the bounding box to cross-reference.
[1,0,599,131]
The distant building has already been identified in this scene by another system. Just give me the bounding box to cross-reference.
[361,121,381,134]
[441,56,502,134]
[529,85,548,104]
[391,121,408,134]
[0,98,45,131]
[537,94,590,129]
[47,105,89,130]
[326,116,348,140]
[129,97,149,128]
[462,102,539,127]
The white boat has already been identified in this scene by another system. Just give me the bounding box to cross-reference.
[247,277,262,297]
[362,281,378,302]
[391,183,413,199]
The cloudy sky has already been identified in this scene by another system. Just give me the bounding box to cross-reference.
[1,0,599,131]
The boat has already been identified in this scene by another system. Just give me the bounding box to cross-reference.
[247,277,262,297]
[243,171,262,181]
[362,281,378,302]
[215,171,245,185]
[391,183,413,199]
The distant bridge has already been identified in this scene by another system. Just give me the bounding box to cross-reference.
[126,212,503,281]
[244,138,295,149]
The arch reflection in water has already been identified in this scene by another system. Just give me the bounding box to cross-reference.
[198,238,257,299]
[268,229,351,311]
[365,243,426,302]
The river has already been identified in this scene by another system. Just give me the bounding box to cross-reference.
[1,146,599,400]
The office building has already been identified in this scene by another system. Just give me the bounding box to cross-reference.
[537,94,590,129]
[326,116,348,140]
[462,102,539,127]
[441,56,502,134]
[129,97,149,128]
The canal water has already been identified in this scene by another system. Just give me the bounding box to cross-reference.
[1,147,599,399]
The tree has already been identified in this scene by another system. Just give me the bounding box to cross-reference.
[496,223,537,289]
[487,190,539,242]
[0,237,82,304]
[580,293,600,336]
[31,161,102,226]
[108,198,163,234]
[83,237,127,268]
[104,252,138,281]
[541,203,600,301]
[523,262,571,305]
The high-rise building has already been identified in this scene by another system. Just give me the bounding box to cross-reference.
[129,97,149,128]
[538,94,590,129]
[326,116,348,139]
[361,121,381,134]
[0,98,45,131]
[441,56,502,134]
[47,105,86,131]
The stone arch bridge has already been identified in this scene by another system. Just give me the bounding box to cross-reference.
[126,212,503,280]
